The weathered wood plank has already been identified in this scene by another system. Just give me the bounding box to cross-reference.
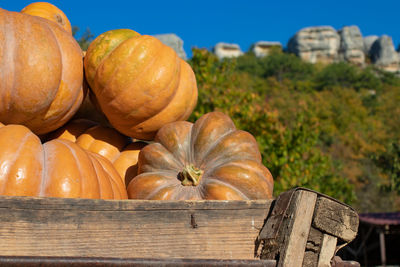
[313,197,359,242]
[0,256,277,267]
[0,195,269,211]
[302,227,323,266]
[279,190,317,267]
[318,234,337,267]
[0,196,272,259]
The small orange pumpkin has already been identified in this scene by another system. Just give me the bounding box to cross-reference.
[0,123,127,199]
[84,29,198,140]
[21,2,72,33]
[127,111,274,200]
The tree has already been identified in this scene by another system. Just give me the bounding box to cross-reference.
[72,26,94,51]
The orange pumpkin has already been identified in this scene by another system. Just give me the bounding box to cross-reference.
[0,8,84,134]
[0,124,127,199]
[84,29,198,140]
[127,111,274,200]
[20,2,72,34]
[48,119,147,186]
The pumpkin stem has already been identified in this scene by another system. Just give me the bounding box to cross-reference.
[178,164,203,186]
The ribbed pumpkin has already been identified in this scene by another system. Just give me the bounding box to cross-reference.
[20,2,72,34]
[127,111,274,200]
[84,29,198,140]
[0,124,127,199]
[48,119,147,186]
[0,8,84,134]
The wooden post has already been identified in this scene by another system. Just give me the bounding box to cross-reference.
[379,230,386,266]
[258,188,359,267]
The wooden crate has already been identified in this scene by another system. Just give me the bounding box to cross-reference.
[0,188,359,266]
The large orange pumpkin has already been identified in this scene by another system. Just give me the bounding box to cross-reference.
[47,119,147,186]
[84,29,198,140]
[127,111,274,200]
[20,2,72,34]
[0,8,84,134]
[0,124,127,199]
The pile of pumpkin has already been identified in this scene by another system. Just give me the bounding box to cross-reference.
[0,2,274,200]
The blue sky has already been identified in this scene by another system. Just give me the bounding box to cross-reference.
[3,0,400,58]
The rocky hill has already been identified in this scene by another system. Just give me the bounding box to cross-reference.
[155,25,400,75]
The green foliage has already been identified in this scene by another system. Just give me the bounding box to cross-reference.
[313,62,383,91]
[374,141,400,194]
[237,51,315,83]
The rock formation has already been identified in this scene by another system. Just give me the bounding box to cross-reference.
[154,33,187,60]
[370,35,400,73]
[363,35,379,56]
[287,26,340,64]
[251,41,282,57]
[338,26,365,66]
[213,42,243,59]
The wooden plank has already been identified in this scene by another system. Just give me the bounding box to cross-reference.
[278,190,317,267]
[317,234,337,267]
[0,196,271,260]
[313,197,359,242]
[0,256,277,267]
[302,227,323,266]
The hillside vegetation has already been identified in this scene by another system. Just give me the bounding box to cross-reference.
[188,48,400,212]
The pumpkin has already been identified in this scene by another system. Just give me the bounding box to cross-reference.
[0,8,84,134]
[20,2,72,34]
[0,124,127,199]
[84,29,198,140]
[127,111,274,200]
[47,119,147,186]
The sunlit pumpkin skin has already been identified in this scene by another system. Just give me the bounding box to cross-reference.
[20,2,72,34]
[0,8,84,134]
[48,119,147,186]
[127,111,274,200]
[0,124,127,199]
[84,29,198,140]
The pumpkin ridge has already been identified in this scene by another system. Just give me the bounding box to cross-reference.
[91,155,112,199]
[126,61,180,127]
[202,178,249,200]
[200,130,262,170]
[138,143,184,173]
[196,128,236,168]
[48,84,85,129]
[107,40,163,120]
[146,183,177,200]
[57,139,86,197]
[131,60,196,138]
[202,153,262,176]
[129,171,178,199]
[1,10,15,114]
[39,23,71,120]
[93,153,128,199]
[89,153,112,199]
[175,64,198,121]
[205,161,273,199]
[40,138,48,197]
[86,30,139,88]
[115,39,181,128]
[98,36,144,97]
[1,131,37,193]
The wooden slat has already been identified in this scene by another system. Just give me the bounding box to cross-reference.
[278,190,317,267]
[317,234,337,267]
[0,256,277,267]
[313,197,359,242]
[0,196,272,260]
[302,226,323,266]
